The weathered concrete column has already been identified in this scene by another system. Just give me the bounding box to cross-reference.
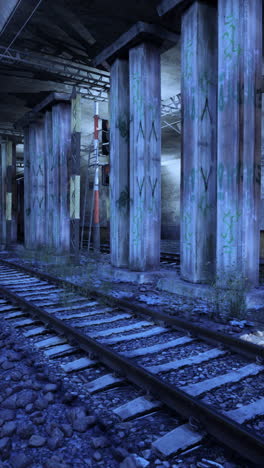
[70,89,81,260]
[6,140,17,246]
[94,22,178,272]
[129,42,161,271]
[34,120,46,248]
[28,123,37,247]
[110,58,129,267]
[23,126,31,249]
[51,102,71,253]
[27,119,46,249]
[44,110,54,249]
[217,0,262,285]
[180,1,217,283]
[0,141,7,248]
[18,93,78,256]
[0,139,17,248]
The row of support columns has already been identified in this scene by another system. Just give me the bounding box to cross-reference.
[0,139,17,248]
[22,92,81,256]
[101,1,262,284]
[180,0,262,285]
[109,32,166,272]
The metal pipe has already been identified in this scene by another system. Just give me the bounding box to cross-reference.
[93,102,100,251]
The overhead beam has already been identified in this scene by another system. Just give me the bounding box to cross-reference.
[0,0,20,33]
[51,3,96,46]
[94,21,179,67]
[157,0,194,16]
[0,46,110,100]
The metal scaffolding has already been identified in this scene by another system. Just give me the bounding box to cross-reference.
[0,46,110,101]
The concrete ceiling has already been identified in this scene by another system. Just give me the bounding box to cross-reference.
[0,0,181,158]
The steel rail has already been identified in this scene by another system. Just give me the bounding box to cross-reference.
[0,258,263,361]
[0,277,263,464]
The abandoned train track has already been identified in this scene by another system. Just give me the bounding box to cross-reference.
[0,258,263,465]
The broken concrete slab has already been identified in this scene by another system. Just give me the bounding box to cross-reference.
[61,357,97,373]
[146,348,226,374]
[226,397,264,424]
[90,321,151,338]
[23,326,46,337]
[101,326,167,345]
[74,313,131,328]
[182,363,264,397]
[44,344,76,357]
[87,374,124,394]
[14,318,36,327]
[35,336,66,349]
[123,336,194,358]
[152,423,203,458]
[113,396,162,421]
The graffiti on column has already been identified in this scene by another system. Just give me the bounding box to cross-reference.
[116,185,130,212]
[137,121,145,141]
[131,198,144,246]
[149,121,158,142]
[198,193,214,217]
[200,166,212,192]
[221,209,241,254]
[222,13,242,60]
[32,195,44,209]
[198,71,214,95]
[116,113,129,142]
[149,177,158,199]
[183,211,192,250]
[148,177,158,217]
[200,97,212,122]
[131,72,144,119]
[136,176,145,197]
[183,39,194,81]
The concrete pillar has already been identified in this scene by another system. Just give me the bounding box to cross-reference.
[52,103,71,253]
[23,127,31,249]
[70,90,81,260]
[34,120,46,248]
[180,1,217,283]
[0,140,17,248]
[6,141,17,246]
[110,58,130,267]
[129,42,161,271]
[0,141,7,248]
[44,110,54,249]
[21,93,76,256]
[27,120,46,249]
[28,123,37,247]
[217,0,262,285]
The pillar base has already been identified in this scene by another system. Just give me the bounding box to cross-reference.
[157,273,264,311]
[17,247,73,266]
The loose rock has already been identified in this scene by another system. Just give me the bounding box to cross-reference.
[10,452,33,468]
[120,454,150,468]
[0,437,12,460]
[47,427,64,450]
[28,434,46,447]
[17,422,35,440]
[0,420,16,437]
[91,435,110,449]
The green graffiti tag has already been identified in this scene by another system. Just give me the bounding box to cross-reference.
[183,39,194,81]
[221,209,242,254]
[183,211,192,250]
[222,13,242,60]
